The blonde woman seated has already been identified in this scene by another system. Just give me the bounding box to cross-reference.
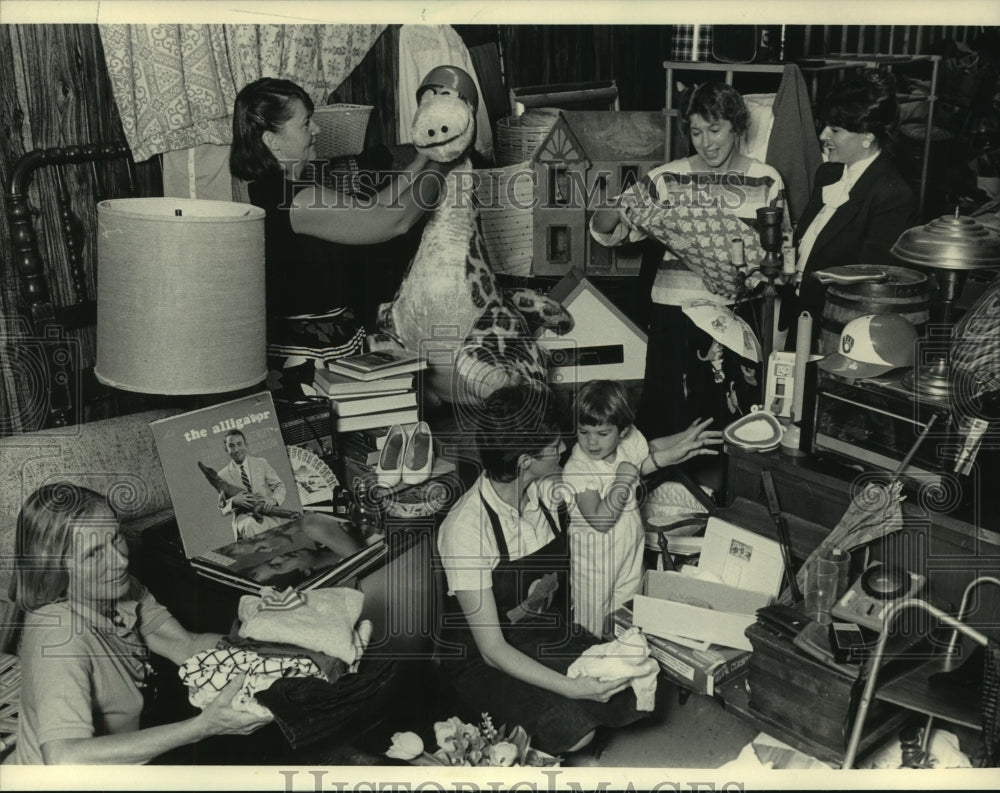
[11,484,271,764]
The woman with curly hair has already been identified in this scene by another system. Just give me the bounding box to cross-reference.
[591,81,787,439]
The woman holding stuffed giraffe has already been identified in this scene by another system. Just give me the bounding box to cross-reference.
[230,73,462,398]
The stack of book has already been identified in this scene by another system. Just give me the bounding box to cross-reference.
[314,349,427,433]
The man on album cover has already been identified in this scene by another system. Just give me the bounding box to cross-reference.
[217,429,288,539]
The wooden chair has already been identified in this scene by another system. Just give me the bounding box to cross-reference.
[4,143,138,430]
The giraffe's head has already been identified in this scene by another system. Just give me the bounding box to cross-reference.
[411,67,477,163]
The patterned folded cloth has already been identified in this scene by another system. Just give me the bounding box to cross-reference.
[178,647,324,719]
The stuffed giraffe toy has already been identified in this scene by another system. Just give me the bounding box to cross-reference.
[374,66,573,405]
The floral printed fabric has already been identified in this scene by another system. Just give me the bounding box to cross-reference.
[99,24,385,162]
[628,196,766,301]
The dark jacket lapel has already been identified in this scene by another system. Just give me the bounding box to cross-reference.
[810,156,891,253]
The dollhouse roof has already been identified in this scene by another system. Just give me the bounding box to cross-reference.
[547,267,647,343]
[534,111,666,165]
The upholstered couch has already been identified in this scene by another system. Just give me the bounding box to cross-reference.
[0,409,181,647]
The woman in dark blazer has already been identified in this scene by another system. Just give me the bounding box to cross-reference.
[784,70,919,328]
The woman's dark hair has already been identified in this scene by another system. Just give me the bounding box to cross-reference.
[679,81,750,137]
[475,382,563,483]
[230,77,314,182]
[14,484,112,611]
[820,69,900,152]
[575,380,634,432]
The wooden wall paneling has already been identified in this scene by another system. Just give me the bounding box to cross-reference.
[0,26,30,434]
[0,25,138,432]
[335,26,399,148]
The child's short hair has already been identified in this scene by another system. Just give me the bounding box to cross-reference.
[575,380,634,431]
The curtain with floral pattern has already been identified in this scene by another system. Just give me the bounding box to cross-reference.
[99,24,385,162]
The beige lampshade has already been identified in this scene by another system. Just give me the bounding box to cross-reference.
[95,198,267,394]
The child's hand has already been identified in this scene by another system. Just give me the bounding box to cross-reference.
[651,418,723,468]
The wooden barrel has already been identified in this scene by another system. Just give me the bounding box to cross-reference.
[818,264,930,355]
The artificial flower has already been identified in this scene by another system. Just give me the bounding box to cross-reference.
[386,731,424,760]
[433,716,465,753]
[489,740,518,767]
[386,713,560,768]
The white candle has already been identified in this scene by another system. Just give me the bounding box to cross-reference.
[792,311,813,423]
[730,238,745,266]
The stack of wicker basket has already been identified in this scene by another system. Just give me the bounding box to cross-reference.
[494,108,560,166]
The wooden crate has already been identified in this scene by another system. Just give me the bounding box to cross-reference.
[745,622,899,752]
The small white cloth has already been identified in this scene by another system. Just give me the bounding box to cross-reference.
[566,627,660,710]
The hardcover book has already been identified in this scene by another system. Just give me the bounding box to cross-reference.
[325,349,427,381]
[314,368,414,397]
[150,392,384,593]
[335,407,420,433]
[330,390,417,417]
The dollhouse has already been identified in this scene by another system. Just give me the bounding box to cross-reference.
[531,110,665,276]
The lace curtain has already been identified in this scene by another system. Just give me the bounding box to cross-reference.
[99,24,386,162]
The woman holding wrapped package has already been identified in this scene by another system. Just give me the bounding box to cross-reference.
[11,484,271,764]
[590,81,787,440]
[782,69,919,332]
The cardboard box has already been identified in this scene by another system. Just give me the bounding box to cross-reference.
[612,605,749,697]
[631,516,785,651]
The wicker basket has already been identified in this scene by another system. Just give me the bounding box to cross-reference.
[474,161,535,276]
[495,108,560,166]
[313,104,373,160]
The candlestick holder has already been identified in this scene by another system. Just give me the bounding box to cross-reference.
[753,206,788,365]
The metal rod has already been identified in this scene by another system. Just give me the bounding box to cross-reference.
[940,576,1000,670]
[891,412,939,480]
[842,598,990,768]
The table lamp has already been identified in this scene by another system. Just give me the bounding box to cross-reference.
[95,198,267,396]
[891,210,1000,400]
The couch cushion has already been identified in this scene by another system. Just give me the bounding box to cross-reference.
[0,409,181,603]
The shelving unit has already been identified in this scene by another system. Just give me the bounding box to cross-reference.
[663,55,941,215]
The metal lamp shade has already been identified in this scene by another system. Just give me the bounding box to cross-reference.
[891,211,1000,271]
[96,198,267,394]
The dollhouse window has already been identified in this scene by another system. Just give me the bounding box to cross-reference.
[549,166,570,206]
[548,226,571,263]
[620,164,639,192]
[595,173,609,207]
